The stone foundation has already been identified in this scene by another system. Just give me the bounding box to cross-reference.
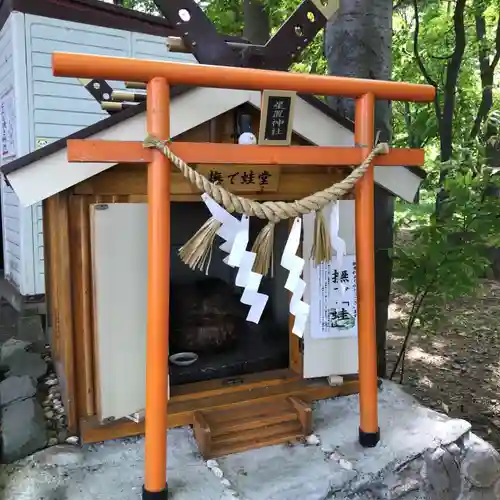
[0,308,69,464]
[2,382,500,499]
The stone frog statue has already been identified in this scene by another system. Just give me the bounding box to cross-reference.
[169,277,248,355]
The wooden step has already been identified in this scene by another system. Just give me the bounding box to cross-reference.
[193,396,312,459]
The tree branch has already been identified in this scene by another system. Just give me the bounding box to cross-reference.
[412,0,438,88]
[439,0,467,162]
[469,8,500,141]
[412,0,442,122]
[394,0,411,11]
[489,10,500,73]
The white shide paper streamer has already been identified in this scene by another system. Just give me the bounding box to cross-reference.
[281,217,310,337]
[202,194,268,323]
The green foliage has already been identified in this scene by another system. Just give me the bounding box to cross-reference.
[391,150,500,379]
[392,1,499,154]
[120,0,160,14]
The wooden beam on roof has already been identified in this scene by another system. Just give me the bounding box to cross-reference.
[166,36,257,54]
[66,140,426,167]
[101,102,137,112]
[111,90,147,102]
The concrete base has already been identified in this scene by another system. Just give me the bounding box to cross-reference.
[1,382,499,500]
[0,276,47,346]
[0,274,46,316]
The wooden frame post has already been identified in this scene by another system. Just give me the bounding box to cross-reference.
[354,93,379,447]
[143,77,171,499]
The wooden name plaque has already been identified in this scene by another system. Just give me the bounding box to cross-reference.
[196,164,281,193]
[258,90,296,146]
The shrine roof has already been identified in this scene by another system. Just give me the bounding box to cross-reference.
[2,86,426,208]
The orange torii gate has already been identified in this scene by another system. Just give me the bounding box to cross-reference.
[52,52,435,500]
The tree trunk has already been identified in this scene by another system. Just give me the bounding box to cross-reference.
[325,0,393,377]
[472,6,500,277]
[243,0,270,44]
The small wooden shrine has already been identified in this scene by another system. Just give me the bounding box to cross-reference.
[0,2,435,499]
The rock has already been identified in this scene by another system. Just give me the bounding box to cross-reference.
[46,378,58,387]
[4,350,47,380]
[329,452,354,471]
[306,434,321,446]
[65,436,79,446]
[0,375,36,407]
[446,442,461,456]
[44,410,54,419]
[46,420,57,430]
[56,413,66,422]
[439,419,472,446]
[206,459,219,469]
[494,478,500,498]
[1,398,47,463]
[461,435,500,488]
[211,466,224,479]
[422,446,461,500]
[48,438,59,446]
[0,339,30,363]
[17,314,45,343]
[57,429,68,443]
[27,340,49,354]
[389,478,420,499]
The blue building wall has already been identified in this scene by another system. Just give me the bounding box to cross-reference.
[8,12,196,295]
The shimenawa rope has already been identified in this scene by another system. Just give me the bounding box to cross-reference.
[143,136,389,274]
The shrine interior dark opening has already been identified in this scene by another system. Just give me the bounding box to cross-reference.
[169,202,290,386]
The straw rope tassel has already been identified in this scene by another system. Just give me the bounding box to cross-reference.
[144,136,389,269]
[178,216,221,272]
[311,208,332,265]
[251,222,276,276]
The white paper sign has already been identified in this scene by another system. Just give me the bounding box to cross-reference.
[1,89,16,161]
[309,254,358,339]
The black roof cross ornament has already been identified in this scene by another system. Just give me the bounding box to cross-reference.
[259,0,340,70]
[154,0,241,67]
[160,0,340,71]
[79,0,339,114]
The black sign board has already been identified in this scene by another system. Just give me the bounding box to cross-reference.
[258,90,296,146]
